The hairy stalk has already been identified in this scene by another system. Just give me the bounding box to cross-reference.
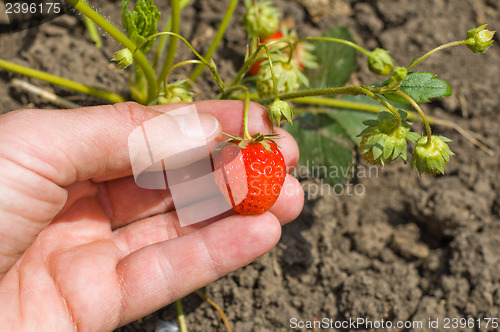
[66,0,157,102]
[255,86,363,103]
[153,0,192,68]
[258,44,279,99]
[255,84,401,125]
[291,96,381,113]
[257,85,396,125]
[136,32,225,93]
[297,36,371,56]
[158,0,181,85]
[189,0,238,83]
[227,86,252,140]
[163,60,203,83]
[0,59,126,103]
[82,4,102,48]
[407,40,469,71]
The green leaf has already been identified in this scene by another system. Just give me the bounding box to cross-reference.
[304,27,357,89]
[384,72,452,103]
[284,113,354,187]
[121,0,161,53]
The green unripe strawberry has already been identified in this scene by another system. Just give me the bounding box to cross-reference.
[269,99,293,126]
[256,61,308,97]
[367,48,393,76]
[153,80,194,105]
[358,110,420,165]
[111,48,134,69]
[410,135,454,175]
[164,81,194,104]
[243,0,280,39]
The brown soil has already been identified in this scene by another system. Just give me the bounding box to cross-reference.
[1,0,499,331]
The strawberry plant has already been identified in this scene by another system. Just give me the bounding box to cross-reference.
[214,137,286,215]
[1,1,494,188]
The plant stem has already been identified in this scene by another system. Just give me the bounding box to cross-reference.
[0,59,126,103]
[226,44,270,94]
[258,44,279,99]
[298,36,371,56]
[188,0,238,83]
[242,87,252,140]
[227,85,252,140]
[256,86,356,103]
[395,90,432,143]
[158,0,181,85]
[153,0,192,69]
[82,6,102,48]
[256,85,401,124]
[369,92,402,127]
[66,0,157,103]
[165,59,203,79]
[291,96,381,113]
[139,32,225,93]
[407,40,469,71]
[175,300,188,332]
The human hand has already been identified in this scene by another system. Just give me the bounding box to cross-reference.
[0,100,303,331]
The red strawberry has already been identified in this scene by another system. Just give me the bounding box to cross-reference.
[214,141,286,215]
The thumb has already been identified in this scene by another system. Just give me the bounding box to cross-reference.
[129,104,222,175]
[0,102,220,276]
[0,102,221,187]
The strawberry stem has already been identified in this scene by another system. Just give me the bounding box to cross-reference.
[153,0,192,69]
[297,37,372,57]
[159,0,181,84]
[407,40,469,71]
[136,32,225,93]
[242,86,252,140]
[256,85,402,126]
[221,85,252,140]
[161,60,202,87]
[189,0,239,83]
[259,44,279,99]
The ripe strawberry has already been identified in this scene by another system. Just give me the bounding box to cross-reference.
[214,140,286,215]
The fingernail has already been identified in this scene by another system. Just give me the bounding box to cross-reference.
[176,112,220,140]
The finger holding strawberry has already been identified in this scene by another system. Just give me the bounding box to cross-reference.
[148,100,303,222]
[181,99,302,218]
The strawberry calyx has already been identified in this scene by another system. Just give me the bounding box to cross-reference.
[219,132,281,152]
